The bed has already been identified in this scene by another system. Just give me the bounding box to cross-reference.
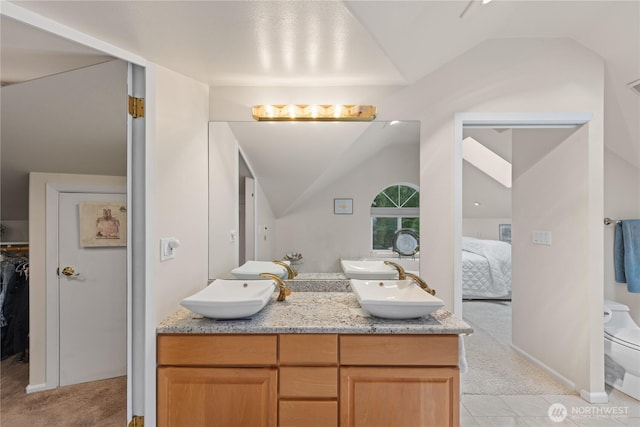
[462,236,511,299]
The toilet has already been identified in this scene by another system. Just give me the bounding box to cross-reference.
[604,299,640,400]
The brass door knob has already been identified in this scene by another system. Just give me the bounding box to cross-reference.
[61,266,77,276]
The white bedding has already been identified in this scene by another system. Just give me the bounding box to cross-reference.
[462,237,511,299]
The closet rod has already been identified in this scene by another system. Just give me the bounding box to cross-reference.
[0,245,29,252]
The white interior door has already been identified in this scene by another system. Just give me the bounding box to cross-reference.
[58,191,127,386]
[245,176,256,262]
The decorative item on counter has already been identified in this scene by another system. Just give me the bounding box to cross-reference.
[284,252,304,265]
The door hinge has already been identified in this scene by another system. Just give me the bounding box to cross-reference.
[128,415,144,427]
[128,96,145,118]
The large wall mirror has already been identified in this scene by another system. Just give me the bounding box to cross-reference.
[208,120,420,279]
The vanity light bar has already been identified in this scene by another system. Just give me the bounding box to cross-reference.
[251,104,377,121]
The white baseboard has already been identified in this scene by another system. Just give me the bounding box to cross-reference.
[510,343,576,390]
[580,389,609,404]
[25,383,46,394]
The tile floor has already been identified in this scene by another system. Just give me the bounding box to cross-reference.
[461,387,640,426]
[461,300,639,426]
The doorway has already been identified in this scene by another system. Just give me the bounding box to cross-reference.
[455,112,606,403]
[460,125,584,397]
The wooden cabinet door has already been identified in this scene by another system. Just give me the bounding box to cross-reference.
[340,367,459,427]
[157,367,277,427]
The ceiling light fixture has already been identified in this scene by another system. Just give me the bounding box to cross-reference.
[251,104,377,121]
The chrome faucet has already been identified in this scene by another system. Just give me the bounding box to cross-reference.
[405,272,436,296]
[272,260,297,279]
[259,273,292,301]
[384,261,407,280]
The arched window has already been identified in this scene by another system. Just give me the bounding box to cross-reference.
[370,184,419,251]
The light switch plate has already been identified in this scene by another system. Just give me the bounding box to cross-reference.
[532,230,552,246]
[160,237,179,261]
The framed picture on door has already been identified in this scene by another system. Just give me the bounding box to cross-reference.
[79,202,127,247]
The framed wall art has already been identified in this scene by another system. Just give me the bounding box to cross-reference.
[334,198,353,215]
[499,223,512,243]
[79,202,127,247]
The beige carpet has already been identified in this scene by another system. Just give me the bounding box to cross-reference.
[1,355,126,426]
[461,300,576,396]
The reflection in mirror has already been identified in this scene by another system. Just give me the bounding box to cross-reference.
[208,120,420,280]
[238,152,255,265]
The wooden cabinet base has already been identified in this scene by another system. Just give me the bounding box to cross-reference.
[157,333,460,426]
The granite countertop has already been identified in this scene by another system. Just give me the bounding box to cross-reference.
[157,291,473,335]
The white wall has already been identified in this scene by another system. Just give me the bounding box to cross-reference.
[155,66,210,321]
[1,60,127,222]
[383,38,605,397]
[28,172,126,389]
[275,143,418,273]
[604,148,640,324]
[208,122,240,278]
[462,218,511,241]
[511,126,597,394]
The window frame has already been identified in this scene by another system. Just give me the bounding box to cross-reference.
[370,184,419,254]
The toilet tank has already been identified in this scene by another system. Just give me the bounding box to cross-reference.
[604,300,638,330]
[604,299,630,312]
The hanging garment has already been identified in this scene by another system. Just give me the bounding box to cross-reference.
[0,260,29,360]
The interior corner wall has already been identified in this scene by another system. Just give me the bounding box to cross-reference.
[604,149,640,324]
[28,172,126,389]
[155,66,210,321]
[511,126,593,392]
[274,143,419,273]
[208,122,240,278]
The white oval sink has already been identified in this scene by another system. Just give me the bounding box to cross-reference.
[350,279,444,319]
[180,279,276,319]
[231,260,290,280]
[340,259,398,280]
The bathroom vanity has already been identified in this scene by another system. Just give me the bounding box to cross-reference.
[157,282,472,427]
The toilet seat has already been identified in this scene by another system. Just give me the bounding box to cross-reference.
[605,328,640,351]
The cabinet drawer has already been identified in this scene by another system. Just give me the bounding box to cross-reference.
[280,367,337,398]
[340,335,458,366]
[157,334,277,366]
[279,334,338,365]
[279,400,338,427]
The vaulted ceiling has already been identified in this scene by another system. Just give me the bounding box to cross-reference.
[1,1,638,221]
[4,1,638,89]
